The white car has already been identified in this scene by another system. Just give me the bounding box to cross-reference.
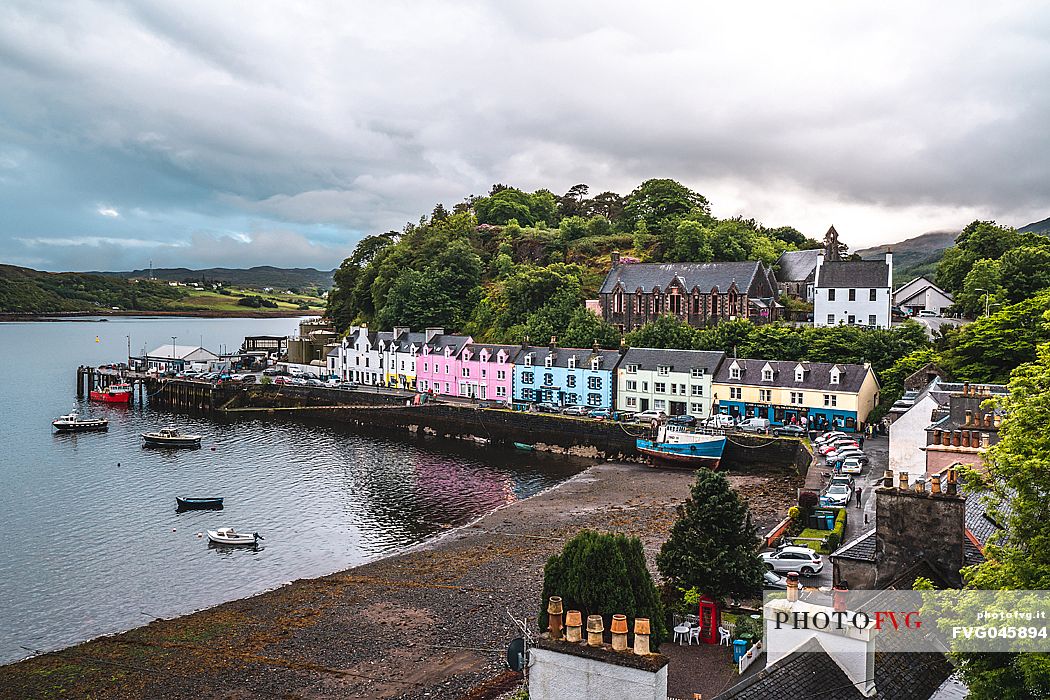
[705,414,736,428]
[815,431,847,445]
[841,457,864,474]
[822,483,853,507]
[760,546,824,576]
[835,449,868,464]
[634,409,667,422]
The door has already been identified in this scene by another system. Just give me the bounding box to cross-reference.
[640,398,650,411]
[670,401,687,416]
[479,385,486,400]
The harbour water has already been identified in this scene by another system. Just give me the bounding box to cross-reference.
[0,316,586,664]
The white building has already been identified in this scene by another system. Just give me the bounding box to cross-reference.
[893,276,954,316]
[616,348,725,417]
[142,345,220,373]
[813,252,893,328]
[330,325,391,385]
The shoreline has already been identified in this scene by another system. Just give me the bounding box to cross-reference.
[0,461,800,700]
[0,309,317,322]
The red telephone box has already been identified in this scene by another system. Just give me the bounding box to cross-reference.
[697,595,720,644]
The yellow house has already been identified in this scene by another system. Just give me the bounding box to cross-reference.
[712,359,880,432]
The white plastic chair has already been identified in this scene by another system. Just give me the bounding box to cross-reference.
[688,625,701,645]
[718,626,731,646]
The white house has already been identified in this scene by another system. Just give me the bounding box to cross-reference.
[813,252,893,328]
[888,379,952,483]
[330,325,391,385]
[893,277,954,316]
[616,348,725,417]
[142,345,220,373]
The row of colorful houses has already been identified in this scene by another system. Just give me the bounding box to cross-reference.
[327,325,881,431]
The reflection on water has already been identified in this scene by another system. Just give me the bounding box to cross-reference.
[0,317,587,663]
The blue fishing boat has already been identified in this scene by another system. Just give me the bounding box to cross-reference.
[637,425,726,468]
[513,442,536,452]
[176,496,224,510]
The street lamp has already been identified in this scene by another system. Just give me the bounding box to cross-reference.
[973,288,992,317]
[171,336,177,373]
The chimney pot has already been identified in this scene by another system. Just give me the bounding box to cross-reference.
[962,431,971,448]
[964,381,970,396]
[547,596,564,640]
[983,413,992,428]
[931,474,942,494]
[633,618,651,655]
[932,429,941,444]
[965,410,973,426]
[586,614,604,647]
[565,610,583,642]
[982,433,991,448]
[915,478,926,494]
[883,470,894,488]
[786,572,800,602]
[611,614,628,651]
[899,471,909,490]
[994,414,1002,427]
[952,430,961,447]
[833,585,848,612]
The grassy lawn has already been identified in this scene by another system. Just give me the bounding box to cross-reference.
[168,287,326,312]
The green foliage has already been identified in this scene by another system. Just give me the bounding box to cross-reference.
[236,295,278,309]
[656,469,764,602]
[936,220,1022,296]
[733,614,763,642]
[999,246,1050,304]
[539,530,667,646]
[956,258,1005,317]
[475,187,557,227]
[872,348,937,420]
[0,265,186,313]
[622,178,712,235]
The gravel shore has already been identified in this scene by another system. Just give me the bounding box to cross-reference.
[0,461,799,700]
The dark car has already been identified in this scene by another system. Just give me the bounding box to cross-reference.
[773,424,806,438]
[668,414,698,427]
[763,570,789,590]
[534,402,559,413]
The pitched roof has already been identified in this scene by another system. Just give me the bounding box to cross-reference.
[713,358,874,393]
[423,333,472,355]
[146,345,219,360]
[775,249,821,283]
[620,347,725,373]
[895,281,954,306]
[462,343,522,362]
[831,528,876,562]
[516,345,622,370]
[598,260,768,295]
[964,487,1013,549]
[817,260,891,288]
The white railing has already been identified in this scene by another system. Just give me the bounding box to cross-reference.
[738,640,763,674]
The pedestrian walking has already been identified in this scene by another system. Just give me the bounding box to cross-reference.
[858,434,865,448]
[855,485,863,507]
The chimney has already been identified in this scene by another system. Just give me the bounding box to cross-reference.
[611,614,628,652]
[393,326,409,340]
[885,250,893,290]
[982,433,991,448]
[549,336,557,350]
[633,618,651,655]
[786,572,800,602]
[425,327,444,343]
[565,610,582,642]
[963,382,970,396]
[914,478,926,494]
[882,469,893,488]
[586,615,604,647]
[898,471,909,490]
[593,340,601,353]
[611,251,621,267]
[547,596,564,641]
[833,584,848,612]
[814,252,824,288]
[931,473,942,494]
[965,410,973,426]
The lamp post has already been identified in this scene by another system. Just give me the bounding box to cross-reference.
[973,288,991,317]
[171,336,177,373]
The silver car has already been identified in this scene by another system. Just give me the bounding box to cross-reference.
[760,546,824,576]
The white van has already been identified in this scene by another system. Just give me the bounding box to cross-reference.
[738,417,771,434]
[917,309,938,317]
[705,414,736,429]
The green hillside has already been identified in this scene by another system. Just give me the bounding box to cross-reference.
[0,265,187,313]
[856,230,959,286]
[96,265,335,290]
[1019,216,1050,235]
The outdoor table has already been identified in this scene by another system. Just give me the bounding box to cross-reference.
[673,623,691,644]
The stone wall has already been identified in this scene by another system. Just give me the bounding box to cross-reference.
[530,639,668,700]
[874,481,965,587]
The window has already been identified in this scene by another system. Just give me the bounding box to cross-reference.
[625,364,638,374]
[567,374,577,387]
[420,380,428,391]
[567,393,579,405]
[691,368,705,378]
[678,383,686,394]
[655,382,666,393]
[444,363,450,374]
[481,369,487,378]
[543,373,554,386]
[670,384,678,395]
[828,289,836,301]
[848,288,856,301]
[523,388,535,401]
[868,315,877,326]
[824,394,838,407]
[400,360,405,370]
[762,368,773,382]
[827,314,835,325]
[626,380,637,391]
[588,376,603,390]
[423,362,429,373]
[654,400,666,410]
[869,288,877,301]
[657,365,670,376]
[729,366,741,380]
[691,385,703,396]
[522,371,534,385]
[524,355,532,367]
[496,386,507,397]
[497,370,506,380]
[626,396,637,408]
[642,381,648,391]
[587,393,602,406]
[795,369,804,382]
[760,389,772,402]
[848,315,855,324]
[791,392,804,405]
[830,371,839,385]
[729,387,742,400]
[691,402,704,414]
[544,355,553,368]
[568,356,577,369]
[591,358,600,371]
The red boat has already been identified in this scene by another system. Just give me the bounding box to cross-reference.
[89,383,132,403]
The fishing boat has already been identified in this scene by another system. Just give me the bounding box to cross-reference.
[207,528,261,545]
[141,427,202,448]
[52,409,109,432]
[176,496,224,510]
[637,424,726,468]
[89,383,132,404]
[513,442,536,452]
[472,436,491,445]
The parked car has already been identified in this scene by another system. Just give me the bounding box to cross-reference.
[588,408,612,419]
[763,570,789,590]
[824,444,860,460]
[240,374,257,384]
[819,441,857,456]
[262,367,281,376]
[829,474,855,490]
[290,377,309,385]
[834,448,868,464]
[668,414,698,427]
[561,405,590,416]
[760,545,824,576]
[273,377,289,385]
[918,309,938,317]
[815,431,847,445]
[633,409,667,422]
[534,402,559,413]
[841,457,865,474]
[772,424,806,438]
[822,483,853,507]
[738,417,771,434]
[305,378,324,387]
[337,381,357,390]
[705,414,736,429]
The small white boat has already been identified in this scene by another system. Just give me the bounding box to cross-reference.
[52,409,109,432]
[141,427,202,448]
[207,527,262,546]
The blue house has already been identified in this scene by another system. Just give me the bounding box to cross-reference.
[512,342,622,410]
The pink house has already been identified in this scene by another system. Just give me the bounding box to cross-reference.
[416,332,471,397]
[458,344,520,401]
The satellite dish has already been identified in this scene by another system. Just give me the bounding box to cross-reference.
[506,637,526,672]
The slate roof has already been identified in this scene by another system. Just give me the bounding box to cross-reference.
[598,260,769,295]
[516,345,622,370]
[619,347,726,374]
[388,331,426,352]
[461,343,522,363]
[817,260,891,288]
[714,637,952,700]
[422,333,472,355]
[831,528,876,562]
[713,358,874,393]
[964,487,1013,548]
[775,249,821,283]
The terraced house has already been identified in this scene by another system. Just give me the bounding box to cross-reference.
[377,326,430,389]
[414,331,473,396]
[615,348,726,418]
[330,324,390,385]
[712,359,880,432]
[512,342,621,410]
[597,252,781,331]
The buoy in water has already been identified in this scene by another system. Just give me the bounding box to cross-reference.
[210,447,216,451]
[196,532,203,538]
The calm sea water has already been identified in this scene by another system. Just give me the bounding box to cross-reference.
[0,316,585,663]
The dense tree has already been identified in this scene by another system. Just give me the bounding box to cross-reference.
[999,246,1050,304]
[624,315,697,349]
[622,178,711,234]
[667,220,714,262]
[587,191,625,223]
[940,291,1050,383]
[558,215,589,242]
[936,220,1021,295]
[540,530,667,646]
[585,215,613,238]
[560,308,621,349]
[557,183,590,219]
[956,259,1005,318]
[657,469,764,602]
[474,188,535,226]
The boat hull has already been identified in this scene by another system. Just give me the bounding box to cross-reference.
[52,420,109,432]
[513,442,535,451]
[176,497,224,510]
[636,436,726,469]
[89,385,132,403]
[142,435,202,448]
[207,530,257,545]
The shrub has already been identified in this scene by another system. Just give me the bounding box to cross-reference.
[799,491,819,510]
[788,506,801,521]
[733,614,763,642]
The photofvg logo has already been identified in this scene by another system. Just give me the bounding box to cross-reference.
[762,590,1050,654]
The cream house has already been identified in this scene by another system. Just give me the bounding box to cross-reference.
[616,348,726,417]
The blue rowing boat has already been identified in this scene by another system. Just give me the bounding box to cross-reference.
[176,496,224,510]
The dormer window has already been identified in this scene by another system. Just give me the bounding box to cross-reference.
[729,364,741,380]
[657,365,670,376]
[544,355,553,368]
[568,356,577,369]
[625,364,638,374]
[524,354,533,367]
[691,368,705,378]
[762,368,773,382]
[830,368,841,385]
[591,357,600,371]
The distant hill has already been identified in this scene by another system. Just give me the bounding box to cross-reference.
[856,230,959,286]
[1019,216,1050,235]
[0,264,185,313]
[96,266,336,290]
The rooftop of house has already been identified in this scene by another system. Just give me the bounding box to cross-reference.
[817,259,891,289]
[619,347,726,373]
[422,333,472,355]
[516,345,622,370]
[774,249,821,284]
[599,260,768,295]
[712,358,873,393]
[146,344,217,359]
[461,343,522,362]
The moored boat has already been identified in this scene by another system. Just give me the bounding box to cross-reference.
[89,383,132,404]
[176,496,224,510]
[52,409,109,432]
[207,527,261,545]
[142,427,202,448]
[513,442,536,451]
[637,425,726,468]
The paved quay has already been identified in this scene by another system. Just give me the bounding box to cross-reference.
[0,461,800,700]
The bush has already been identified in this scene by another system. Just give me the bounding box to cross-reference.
[788,506,801,521]
[799,491,819,510]
[236,295,278,309]
[733,614,763,642]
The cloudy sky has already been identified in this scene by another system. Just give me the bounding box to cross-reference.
[1,1,1048,271]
